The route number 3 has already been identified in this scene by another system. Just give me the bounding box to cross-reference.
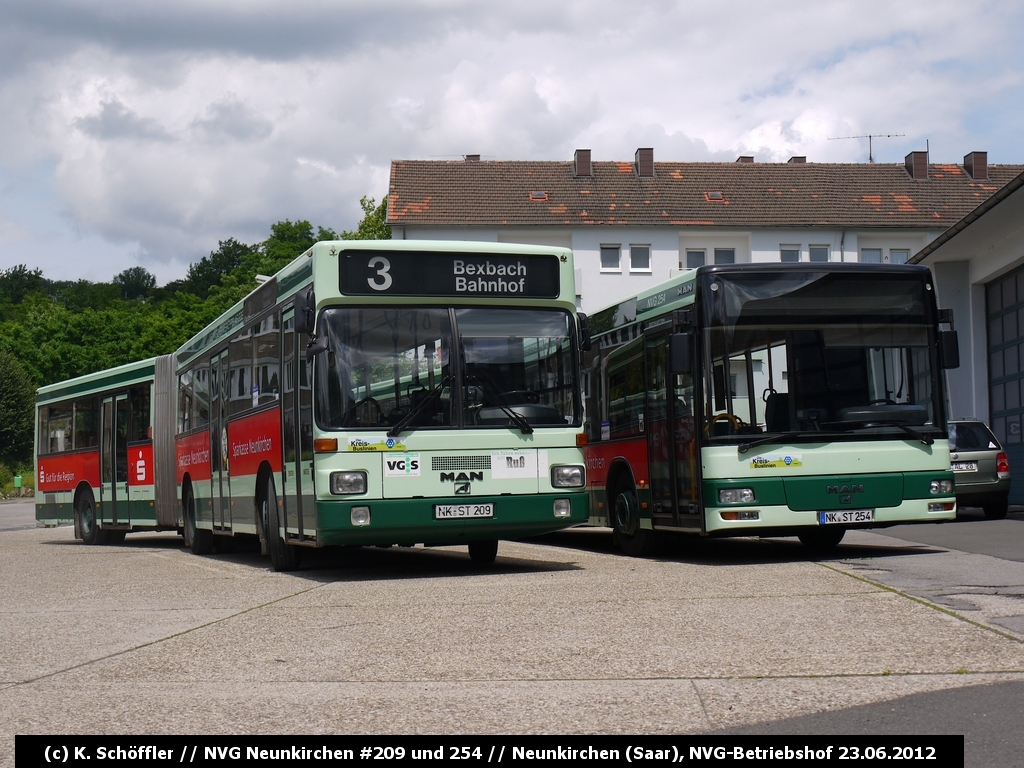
[367,256,392,291]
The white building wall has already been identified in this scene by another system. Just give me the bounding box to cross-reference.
[396,223,948,312]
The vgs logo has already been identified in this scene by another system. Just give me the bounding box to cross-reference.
[384,454,421,477]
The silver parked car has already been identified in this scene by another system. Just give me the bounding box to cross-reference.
[948,419,1011,519]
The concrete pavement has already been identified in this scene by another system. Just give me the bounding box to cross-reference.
[1,511,1023,765]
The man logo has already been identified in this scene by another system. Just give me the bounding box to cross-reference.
[455,483,471,495]
[440,472,483,483]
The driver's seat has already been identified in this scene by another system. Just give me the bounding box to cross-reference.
[765,392,791,432]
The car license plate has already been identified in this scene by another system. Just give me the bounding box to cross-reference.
[818,509,874,525]
[434,503,494,519]
[952,461,978,472]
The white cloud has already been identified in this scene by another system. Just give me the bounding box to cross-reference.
[0,0,1022,282]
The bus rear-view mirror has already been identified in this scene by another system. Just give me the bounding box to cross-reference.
[940,330,960,369]
[668,333,692,375]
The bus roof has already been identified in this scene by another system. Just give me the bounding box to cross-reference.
[36,356,159,404]
[590,262,934,335]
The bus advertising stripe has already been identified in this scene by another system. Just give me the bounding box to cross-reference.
[227,407,284,477]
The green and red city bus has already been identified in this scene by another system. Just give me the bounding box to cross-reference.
[35,356,177,543]
[582,263,961,555]
[37,241,590,569]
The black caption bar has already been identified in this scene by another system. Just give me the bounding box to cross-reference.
[16,735,962,767]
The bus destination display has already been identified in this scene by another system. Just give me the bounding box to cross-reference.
[339,250,560,298]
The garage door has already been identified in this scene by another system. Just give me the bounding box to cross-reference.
[987,268,1024,503]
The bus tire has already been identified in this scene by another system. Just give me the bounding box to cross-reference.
[797,527,845,550]
[77,489,104,545]
[183,485,213,555]
[264,477,300,572]
[612,487,657,557]
[468,539,498,564]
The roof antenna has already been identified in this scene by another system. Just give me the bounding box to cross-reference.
[827,133,905,163]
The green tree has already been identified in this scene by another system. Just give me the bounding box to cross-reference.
[181,238,259,296]
[113,266,157,300]
[342,196,391,240]
[0,348,35,465]
[0,264,47,304]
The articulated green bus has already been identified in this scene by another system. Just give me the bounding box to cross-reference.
[583,263,960,555]
[35,356,178,542]
[173,240,589,569]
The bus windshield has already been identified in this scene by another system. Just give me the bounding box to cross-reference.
[316,306,580,430]
[700,271,941,443]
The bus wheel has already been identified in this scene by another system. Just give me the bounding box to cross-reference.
[797,527,845,550]
[77,489,104,545]
[183,486,213,555]
[612,488,657,557]
[468,539,498,564]
[264,477,300,572]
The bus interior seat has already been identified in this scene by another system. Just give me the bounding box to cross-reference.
[765,392,791,432]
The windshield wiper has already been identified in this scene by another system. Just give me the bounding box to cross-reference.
[888,422,934,446]
[737,429,855,454]
[827,419,935,446]
[464,374,534,434]
[387,375,451,437]
[737,432,802,454]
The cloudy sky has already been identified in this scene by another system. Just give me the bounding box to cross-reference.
[1,0,1022,285]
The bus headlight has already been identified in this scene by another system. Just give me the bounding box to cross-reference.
[551,465,585,488]
[331,471,367,495]
[929,479,953,494]
[719,487,755,504]
[553,499,572,518]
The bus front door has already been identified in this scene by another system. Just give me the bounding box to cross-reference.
[645,333,701,531]
[211,351,230,531]
[100,394,130,528]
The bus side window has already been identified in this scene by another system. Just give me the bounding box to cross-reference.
[178,370,193,433]
[74,397,99,449]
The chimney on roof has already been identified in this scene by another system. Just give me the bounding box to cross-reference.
[464,154,480,162]
[964,151,988,180]
[905,150,928,180]
[788,156,806,164]
[574,149,592,178]
[635,148,654,177]
[736,155,754,163]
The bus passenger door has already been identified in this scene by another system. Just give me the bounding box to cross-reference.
[100,394,130,526]
[645,333,701,531]
[298,337,315,539]
[211,351,230,530]
[645,333,675,527]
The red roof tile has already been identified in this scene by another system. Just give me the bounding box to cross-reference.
[388,160,1024,229]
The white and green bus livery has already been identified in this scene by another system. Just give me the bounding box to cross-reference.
[583,263,960,555]
[174,240,590,569]
[35,356,178,543]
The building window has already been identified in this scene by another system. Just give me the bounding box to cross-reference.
[809,246,829,263]
[600,245,621,272]
[714,248,735,264]
[685,249,706,269]
[781,246,800,263]
[861,248,882,263]
[629,245,651,272]
[891,249,909,265]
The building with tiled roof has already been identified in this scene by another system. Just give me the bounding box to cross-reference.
[910,167,1024,503]
[388,148,1023,311]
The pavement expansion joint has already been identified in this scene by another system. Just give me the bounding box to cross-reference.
[9,582,329,689]
[819,562,1024,645]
